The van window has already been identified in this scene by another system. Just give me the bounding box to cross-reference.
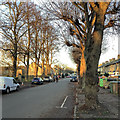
[13,79,17,84]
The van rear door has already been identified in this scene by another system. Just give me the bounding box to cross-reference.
[12,79,18,90]
[8,78,17,91]
[0,77,4,90]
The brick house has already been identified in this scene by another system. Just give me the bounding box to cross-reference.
[98,55,120,75]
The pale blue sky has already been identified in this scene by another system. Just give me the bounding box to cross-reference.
[0,0,119,69]
[57,34,119,69]
[99,34,119,64]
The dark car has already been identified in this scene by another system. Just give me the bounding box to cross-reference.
[66,75,71,78]
[53,75,56,81]
[31,78,43,85]
[70,76,78,82]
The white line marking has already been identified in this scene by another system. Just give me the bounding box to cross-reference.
[60,96,68,108]
[76,97,78,103]
[73,105,77,119]
[56,106,67,109]
[73,89,77,119]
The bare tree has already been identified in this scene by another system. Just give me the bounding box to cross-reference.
[24,1,35,80]
[0,1,27,77]
[39,1,120,109]
[71,47,81,86]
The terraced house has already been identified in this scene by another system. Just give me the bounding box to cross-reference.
[98,55,120,75]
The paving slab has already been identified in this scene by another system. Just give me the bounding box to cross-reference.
[75,86,120,119]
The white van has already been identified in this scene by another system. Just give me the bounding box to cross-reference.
[0,77,20,94]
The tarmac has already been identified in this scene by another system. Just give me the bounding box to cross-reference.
[74,84,120,119]
[19,81,120,119]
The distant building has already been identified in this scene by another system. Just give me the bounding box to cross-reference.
[98,55,120,75]
[0,66,13,76]
[28,62,42,76]
[0,62,55,77]
[0,66,25,77]
[53,65,61,75]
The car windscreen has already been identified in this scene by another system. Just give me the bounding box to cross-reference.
[33,78,39,80]
[72,76,77,78]
[39,78,43,80]
[45,77,49,78]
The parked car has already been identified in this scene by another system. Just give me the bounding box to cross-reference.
[31,78,43,85]
[0,77,20,94]
[43,76,51,82]
[49,76,54,82]
[53,75,56,81]
[70,76,78,82]
[66,75,71,78]
[43,76,54,82]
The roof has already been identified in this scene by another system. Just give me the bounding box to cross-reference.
[0,76,14,79]
[98,59,120,68]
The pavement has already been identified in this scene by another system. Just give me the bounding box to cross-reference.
[74,83,120,119]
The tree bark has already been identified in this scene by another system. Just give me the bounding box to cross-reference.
[26,27,30,80]
[80,49,86,90]
[84,13,104,109]
[26,2,31,81]
[13,43,17,78]
[26,52,29,80]
[77,61,82,88]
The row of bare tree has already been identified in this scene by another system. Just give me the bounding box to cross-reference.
[0,0,119,110]
[40,1,120,109]
[0,1,59,79]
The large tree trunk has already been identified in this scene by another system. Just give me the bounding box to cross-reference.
[45,37,49,75]
[36,65,38,77]
[26,52,29,80]
[84,12,104,109]
[26,32,30,80]
[77,62,80,79]
[26,1,30,81]
[26,23,30,81]
[35,57,38,77]
[41,48,45,76]
[42,59,45,75]
[13,43,17,78]
[77,61,81,87]
[80,49,86,90]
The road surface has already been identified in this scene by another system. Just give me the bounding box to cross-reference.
[2,78,75,118]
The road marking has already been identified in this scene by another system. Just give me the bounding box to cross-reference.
[73,89,78,119]
[60,96,68,108]
[56,106,67,109]
[56,96,68,109]
[73,105,77,119]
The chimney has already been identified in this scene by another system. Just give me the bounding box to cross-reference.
[118,54,120,59]
[112,58,115,61]
[102,62,105,65]
[109,59,113,62]
[105,61,108,64]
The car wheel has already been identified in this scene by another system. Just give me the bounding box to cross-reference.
[6,88,10,94]
[16,86,19,91]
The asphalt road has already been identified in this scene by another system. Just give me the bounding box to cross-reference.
[2,78,75,118]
